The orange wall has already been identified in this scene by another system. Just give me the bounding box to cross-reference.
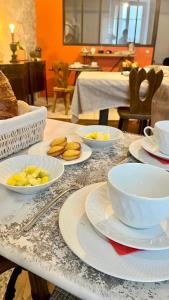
[35,0,154,96]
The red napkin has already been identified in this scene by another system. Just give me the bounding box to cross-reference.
[145,150,169,165]
[108,239,141,255]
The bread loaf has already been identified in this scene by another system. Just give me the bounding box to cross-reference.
[0,71,18,119]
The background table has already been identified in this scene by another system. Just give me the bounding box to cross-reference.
[71,72,169,125]
[0,119,169,300]
[69,65,101,85]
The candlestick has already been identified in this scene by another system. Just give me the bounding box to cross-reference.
[10,42,17,63]
[9,24,15,43]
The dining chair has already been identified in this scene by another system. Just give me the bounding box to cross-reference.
[117,68,164,133]
[0,255,50,300]
[52,61,74,115]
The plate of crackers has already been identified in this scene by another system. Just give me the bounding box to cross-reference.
[28,136,92,165]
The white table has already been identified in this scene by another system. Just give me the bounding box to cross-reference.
[71,71,169,126]
[0,119,169,300]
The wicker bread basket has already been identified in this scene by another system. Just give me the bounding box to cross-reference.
[0,106,47,159]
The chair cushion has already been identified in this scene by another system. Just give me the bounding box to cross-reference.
[118,106,150,120]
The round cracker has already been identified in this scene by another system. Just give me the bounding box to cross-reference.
[47,145,65,156]
[61,154,80,161]
[62,149,80,157]
[61,149,80,161]
[50,137,67,147]
[65,142,81,151]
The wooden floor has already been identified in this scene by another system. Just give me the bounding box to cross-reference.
[36,97,140,134]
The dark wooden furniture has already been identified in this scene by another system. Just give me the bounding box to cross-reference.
[163,57,169,66]
[0,255,50,300]
[118,68,164,133]
[0,61,48,105]
[52,61,74,115]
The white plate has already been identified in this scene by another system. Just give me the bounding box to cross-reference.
[141,136,169,160]
[28,141,92,166]
[59,183,169,282]
[129,139,169,171]
[69,64,82,69]
[85,183,169,250]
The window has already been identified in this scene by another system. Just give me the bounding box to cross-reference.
[63,0,159,45]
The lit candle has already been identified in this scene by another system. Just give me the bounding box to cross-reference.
[9,24,15,43]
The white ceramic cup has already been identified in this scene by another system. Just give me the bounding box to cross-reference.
[74,62,81,68]
[144,121,169,155]
[107,163,169,229]
[91,61,98,67]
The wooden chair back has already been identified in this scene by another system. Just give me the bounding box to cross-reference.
[52,61,69,89]
[129,68,163,115]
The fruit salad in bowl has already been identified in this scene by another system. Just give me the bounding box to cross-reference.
[76,125,123,150]
[0,155,64,194]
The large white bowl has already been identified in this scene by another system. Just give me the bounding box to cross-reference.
[107,163,169,228]
[0,155,64,194]
[76,125,123,150]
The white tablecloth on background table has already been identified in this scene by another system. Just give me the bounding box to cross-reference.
[71,71,169,125]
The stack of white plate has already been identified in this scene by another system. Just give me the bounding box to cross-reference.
[129,136,169,171]
[59,178,169,282]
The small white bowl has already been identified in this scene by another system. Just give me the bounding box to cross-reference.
[76,125,123,150]
[0,155,64,194]
[108,163,169,228]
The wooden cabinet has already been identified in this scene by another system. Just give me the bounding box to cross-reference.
[0,61,47,105]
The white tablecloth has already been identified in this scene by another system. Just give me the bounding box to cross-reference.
[71,71,169,125]
[0,119,169,300]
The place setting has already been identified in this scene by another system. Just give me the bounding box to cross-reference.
[129,120,169,171]
[59,162,169,282]
[28,135,92,166]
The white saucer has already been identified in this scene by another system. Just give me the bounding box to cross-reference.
[122,71,130,76]
[28,141,92,166]
[90,65,99,68]
[141,136,169,160]
[85,183,169,250]
[129,139,169,171]
[59,183,169,282]
[69,64,82,69]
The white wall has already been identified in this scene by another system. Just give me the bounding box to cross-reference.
[154,0,169,64]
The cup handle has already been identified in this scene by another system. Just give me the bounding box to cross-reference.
[144,126,154,138]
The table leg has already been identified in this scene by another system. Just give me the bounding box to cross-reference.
[31,93,35,105]
[99,109,109,125]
